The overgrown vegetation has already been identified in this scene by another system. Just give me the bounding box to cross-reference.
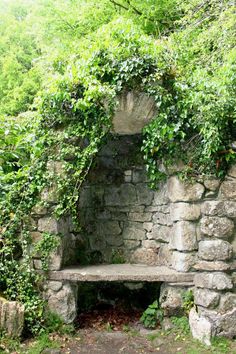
[0,0,236,333]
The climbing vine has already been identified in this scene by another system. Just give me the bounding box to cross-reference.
[0,2,236,334]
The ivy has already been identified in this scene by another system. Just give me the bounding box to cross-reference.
[0,1,236,335]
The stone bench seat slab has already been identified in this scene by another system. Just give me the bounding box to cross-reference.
[47,264,195,283]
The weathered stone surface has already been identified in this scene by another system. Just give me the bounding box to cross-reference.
[215,308,236,338]
[200,216,234,238]
[48,264,195,283]
[131,248,159,265]
[132,168,149,183]
[219,293,236,313]
[227,164,236,178]
[171,251,196,272]
[106,233,123,247]
[104,184,137,206]
[152,212,172,226]
[219,180,236,199]
[201,201,225,216]
[97,221,121,235]
[152,183,169,205]
[189,307,212,346]
[46,282,77,324]
[142,240,161,249]
[47,160,65,176]
[201,200,236,218]
[170,203,201,221]
[147,224,170,243]
[41,185,58,203]
[194,272,233,290]
[198,240,233,261]
[168,176,205,202]
[38,217,59,234]
[224,201,236,218]
[156,244,173,267]
[194,288,220,309]
[136,184,153,205]
[128,212,152,222]
[204,179,220,191]
[143,222,153,232]
[122,223,146,241]
[124,240,140,250]
[31,204,48,215]
[170,221,197,251]
[46,281,63,292]
[193,261,231,271]
[0,297,24,337]
[112,91,156,135]
[159,284,187,316]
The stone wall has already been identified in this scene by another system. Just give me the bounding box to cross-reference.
[78,135,172,265]
[30,134,236,343]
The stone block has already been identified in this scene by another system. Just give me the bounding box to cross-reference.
[167,176,205,202]
[193,261,231,271]
[128,212,152,222]
[200,216,234,238]
[122,223,146,241]
[156,244,173,267]
[152,212,172,226]
[227,164,236,178]
[143,222,153,232]
[31,204,48,215]
[152,183,169,205]
[189,307,212,346]
[97,221,121,235]
[136,184,154,205]
[132,168,148,183]
[170,221,197,251]
[201,200,236,218]
[142,240,161,249]
[223,201,236,218]
[194,272,233,290]
[38,217,59,234]
[47,160,65,176]
[219,293,236,313]
[215,308,236,338]
[204,179,221,191]
[130,248,159,265]
[0,297,24,338]
[201,201,225,216]
[170,203,201,221]
[45,281,63,292]
[104,184,137,206]
[106,233,124,247]
[41,185,58,203]
[46,282,77,324]
[219,180,236,199]
[171,251,196,272]
[159,284,187,316]
[147,224,170,243]
[194,288,220,309]
[124,239,140,250]
[198,240,233,261]
[112,91,156,135]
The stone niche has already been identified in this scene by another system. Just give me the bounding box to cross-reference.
[31,129,236,344]
[77,134,171,266]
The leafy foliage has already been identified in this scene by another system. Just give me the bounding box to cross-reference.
[0,0,236,334]
[140,300,164,329]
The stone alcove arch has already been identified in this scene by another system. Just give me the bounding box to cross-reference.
[30,91,235,345]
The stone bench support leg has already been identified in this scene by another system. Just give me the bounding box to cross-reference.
[44,281,78,324]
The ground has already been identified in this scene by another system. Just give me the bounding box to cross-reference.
[1,312,236,354]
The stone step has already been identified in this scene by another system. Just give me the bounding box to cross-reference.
[47,264,195,283]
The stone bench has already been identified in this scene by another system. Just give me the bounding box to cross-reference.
[47,263,195,283]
